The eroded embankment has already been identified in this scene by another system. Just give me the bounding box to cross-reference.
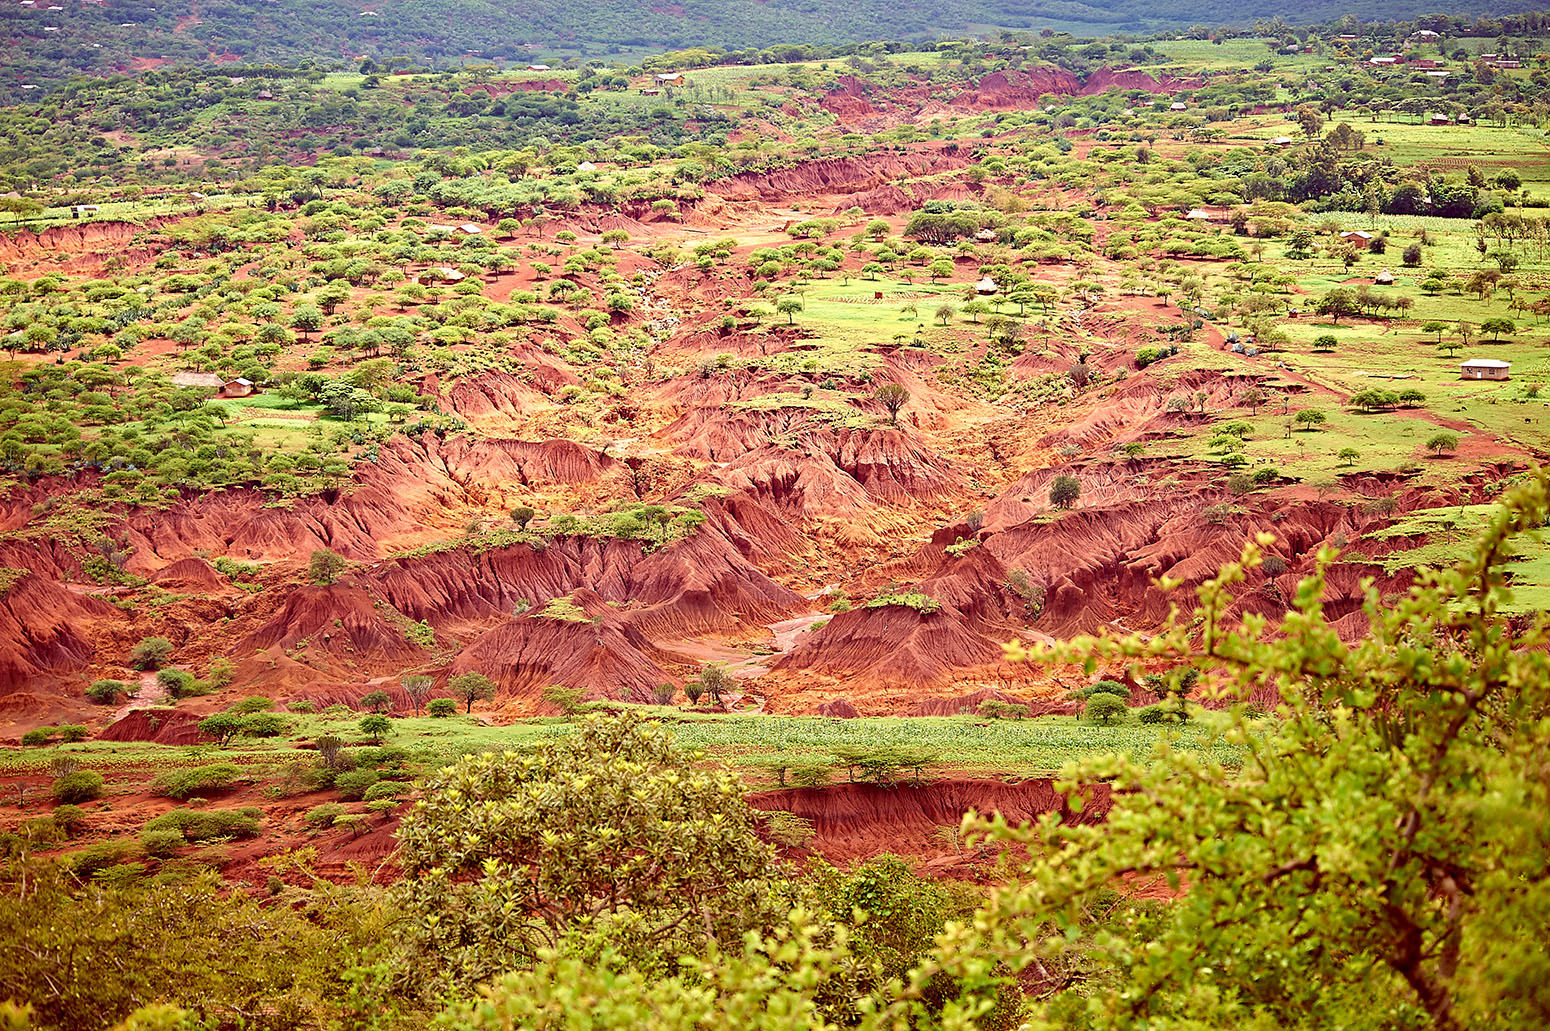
[747,778,1110,862]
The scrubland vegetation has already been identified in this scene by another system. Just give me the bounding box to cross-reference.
[1,8,1550,1030]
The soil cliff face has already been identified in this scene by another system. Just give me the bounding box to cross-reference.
[367,526,805,639]
[451,591,675,709]
[0,574,124,692]
[0,220,163,272]
[747,778,1111,861]
[710,150,970,203]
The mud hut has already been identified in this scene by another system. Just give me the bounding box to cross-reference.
[1460,358,1510,381]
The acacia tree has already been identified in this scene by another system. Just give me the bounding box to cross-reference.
[308,549,347,585]
[1314,288,1358,324]
[449,671,496,714]
[1294,407,1327,431]
[1427,431,1459,455]
[696,663,735,706]
[1480,317,1515,341]
[988,474,1550,1031]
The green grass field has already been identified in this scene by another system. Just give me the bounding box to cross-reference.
[1368,502,1550,611]
[0,709,1249,785]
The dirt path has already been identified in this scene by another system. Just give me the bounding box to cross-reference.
[113,671,167,720]
[729,612,826,681]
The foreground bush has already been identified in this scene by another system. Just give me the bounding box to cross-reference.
[996,473,1550,1030]
[396,711,783,994]
[51,771,104,804]
[150,764,243,800]
[0,864,413,1030]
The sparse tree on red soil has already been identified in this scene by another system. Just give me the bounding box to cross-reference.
[1049,475,1081,510]
[308,549,347,586]
[874,383,909,425]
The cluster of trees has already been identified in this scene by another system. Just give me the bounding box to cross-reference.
[0,360,394,502]
[1314,285,1415,323]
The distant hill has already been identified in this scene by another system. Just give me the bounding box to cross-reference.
[1,0,1543,73]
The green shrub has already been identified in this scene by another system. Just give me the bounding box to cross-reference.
[52,771,104,804]
[1084,693,1127,724]
[68,840,138,877]
[156,669,196,698]
[150,764,243,800]
[197,712,245,746]
[361,780,405,802]
[20,727,52,747]
[426,698,457,717]
[288,699,316,713]
[86,679,131,704]
[51,805,87,837]
[352,745,410,768]
[241,713,287,738]
[55,725,88,743]
[143,807,261,842]
[304,802,346,829]
[1136,704,1169,724]
[334,769,380,801]
[139,827,187,857]
[358,690,392,713]
[130,636,173,670]
[358,714,392,743]
[228,696,273,715]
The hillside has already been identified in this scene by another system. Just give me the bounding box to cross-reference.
[0,0,1544,79]
[2,19,1550,1029]
[0,28,1548,724]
